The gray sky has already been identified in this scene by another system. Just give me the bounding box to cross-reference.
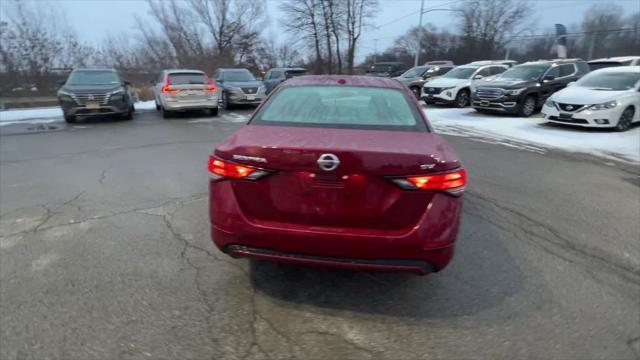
[52,0,640,62]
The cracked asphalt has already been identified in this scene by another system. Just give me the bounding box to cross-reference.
[1,108,639,359]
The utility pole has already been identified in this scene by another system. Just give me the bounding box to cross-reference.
[373,38,379,63]
[414,0,425,67]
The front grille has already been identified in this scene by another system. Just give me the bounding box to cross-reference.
[475,87,504,100]
[423,87,443,95]
[241,87,259,94]
[548,116,588,124]
[71,93,110,105]
[557,103,586,112]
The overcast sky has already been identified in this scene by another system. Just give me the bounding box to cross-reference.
[49,0,640,62]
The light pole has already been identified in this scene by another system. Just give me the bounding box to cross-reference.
[414,7,466,67]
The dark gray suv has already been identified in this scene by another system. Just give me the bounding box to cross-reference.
[213,68,266,109]
[57,68,135,123]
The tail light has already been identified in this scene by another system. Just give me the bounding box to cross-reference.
[208,156,269,180]
[161,77,179,94]
[390,169,467,195]
[204,76,217,93]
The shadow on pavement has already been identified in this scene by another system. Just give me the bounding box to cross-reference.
[249,199,526,319]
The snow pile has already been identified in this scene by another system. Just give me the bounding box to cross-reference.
[425,107,640,163]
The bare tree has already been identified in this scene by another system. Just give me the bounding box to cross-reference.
[455,0,531,61]
[345,0,377,74]
[280,0,324,73]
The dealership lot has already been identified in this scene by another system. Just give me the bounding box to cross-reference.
[1,108,639,359]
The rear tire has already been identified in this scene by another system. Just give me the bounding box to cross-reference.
[64,113,76,123]
[454,89,470,108]
[209,108,219,117]
[162,107,172,119]
[155,101,160,111]
[518,96,536,117]
[221,92,231,110]
[615,107,634,132]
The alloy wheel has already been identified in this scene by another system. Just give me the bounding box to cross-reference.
[616,107,634,132]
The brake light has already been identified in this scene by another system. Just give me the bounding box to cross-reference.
[391,169,466,195]
[208,156,268,180]
[204,76,217,92]
[161,77,179,94]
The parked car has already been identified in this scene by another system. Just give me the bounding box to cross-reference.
[421,61,511,107]
[208,75,466,275]
[366,62,405,77]
[154,69,218,118]
[472,58,590,117]
[424,60,455,66]
[541,66,640,131]
[394,64,455,98]
[57,67,135,123]
[588,56,640,70]
[213,68,266,109]
[263,67,308,94]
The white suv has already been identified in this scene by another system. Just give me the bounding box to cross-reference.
[421,61,511,107]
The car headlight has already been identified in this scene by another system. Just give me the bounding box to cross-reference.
[109,88,125,96]
[58,90,73,97]
[544,99,555,107]
[258,85,266,93]
[589,100,618,110]
[505,88,527,96]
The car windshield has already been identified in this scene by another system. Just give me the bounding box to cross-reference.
[371,64,396,73]
[499,65,548,81]
[575,71,640,90]
[252,86,425,131]
[401,66,428,78]
[587,61,632,70]
[169,73,207,85]
[67,70,120,85]
[223,70,256,82]
[442,67,478,79]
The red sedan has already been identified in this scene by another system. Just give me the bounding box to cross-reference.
[208,75,466,274]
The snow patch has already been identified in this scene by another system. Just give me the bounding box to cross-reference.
[425,107,640,163]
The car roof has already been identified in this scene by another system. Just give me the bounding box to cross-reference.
[73,67,117,72]
[269,67,307,71]
[165,69,204,74]
[218,68,251,71]
[588,56,640,63]
[282,75,406,90]
[523,59,585,66]
[590,65,640,73]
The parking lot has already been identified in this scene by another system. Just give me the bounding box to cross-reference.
[1,106,639,359]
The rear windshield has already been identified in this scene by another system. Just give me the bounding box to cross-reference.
[251,86,426,131]
[169,73,207,85]
[67,70,120,85]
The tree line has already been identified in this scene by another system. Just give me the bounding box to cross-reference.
[367,1,639,68]
[1,0,639,96]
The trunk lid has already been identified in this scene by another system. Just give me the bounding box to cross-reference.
[215,125,461,230]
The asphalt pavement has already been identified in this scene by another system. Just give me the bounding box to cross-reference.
[1,107,639,360]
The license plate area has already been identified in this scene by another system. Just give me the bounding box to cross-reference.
[246,95,256,101]
[86,101,100,109]
[559,113,573,120]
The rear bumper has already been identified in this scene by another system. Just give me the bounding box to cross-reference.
[225,245,437,274]
[163,98,218,111]
[209,180,462,273]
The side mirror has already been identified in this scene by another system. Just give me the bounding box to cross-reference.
[543,75,555,82]
[58,80,66,87]
[473,74,484,80]
[123,80,131,86]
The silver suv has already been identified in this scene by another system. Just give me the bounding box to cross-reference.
[154,69,218,118]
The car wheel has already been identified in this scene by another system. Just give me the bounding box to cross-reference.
[64,113,76,123]
[615,107,634,132]
[122,106,133,120]
[410,86,421,99]
[518,96,536,117]
[155,101,160,111]
[162,107,172,119]
[209,108,219,117]
[455,89,470,108]
[221,92,231,110]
